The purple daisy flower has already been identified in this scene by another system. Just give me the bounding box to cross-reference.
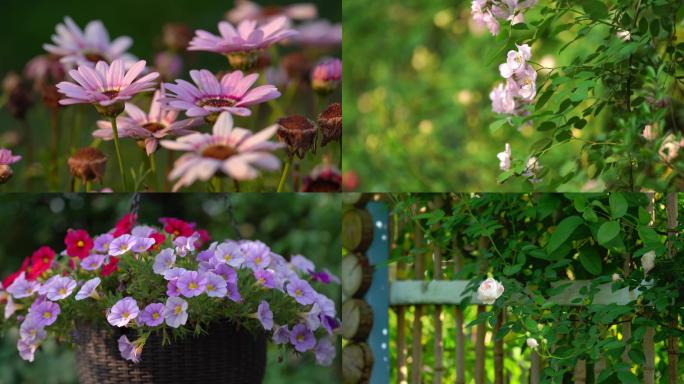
[109,234,138,256]
[56,59,159,108]
[176,270,207,297]
[164,296,188,328]
[204,272,227,298]
[256,300,273,331]
[43,16,136,68]
[29,300,61,327]
[93,233,114,253]
[289,323,316,352]
[94,87,201,155]
[153,248,176,275]
[214,241,245,268]
[286,278,316,305]
[139,303,165,327]
[75,277,101,301]
[272,325,289,345]
[254,269,277,289]
[160,112,282,191]
[0,148,22,165]
[118,335,143,363]
[46,277,77,301]
[314,337,336,366]
[7,273,40,299]
[188,17,297,69]
[106,297,139,327]
[81,254,106,271]
[164,69,280,118]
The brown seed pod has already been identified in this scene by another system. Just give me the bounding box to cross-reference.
[276,115,317,159]
[68,147,108,182]
[317,103,342,147]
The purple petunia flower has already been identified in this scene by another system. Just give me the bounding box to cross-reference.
[290,255,315,273]
[131,237,156,253]
[214,263,237,284]
[213,241,245,268]
[256,300,273,331]
[272,325,290,345]
[107,297,139,327]
[75,277,101,301]
[93,233,114,253]
[164,296,188,328]
[38,275,61,296]
[118,335,143,363]
[4,296,18,319]
[176,270,207,297]
[108,234,138,256]
[153,248,176,275]
[254,269,277,289]
[242,241,272,271]
[29,300,60,327]
[7,273,40,299]
[164,70,280,118]
[163,267,187,281]
[19,318,47,343]
[139,303,165,327]
[81,254,106,271]
[314,337,336,366]
[167,280,180,297]
[46,277,77,301]
[289,324,316,352]
[286,278,316,305]
[226,282,242,303]
[204,272,227,298]
[173,232,200,257]
[56,59,159,107]
[17,338,38,362]
[160,112,282,191]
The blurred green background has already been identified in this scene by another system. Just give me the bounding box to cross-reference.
[0,0,341,192]
[342,0,673,192]
[0,193,341,384]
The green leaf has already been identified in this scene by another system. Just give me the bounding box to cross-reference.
[581,0,609,19]
[597,221,620,245]
[638,225,660,247]
[579,247,602,275]
[609,193,628,219]
[616,371,639,384]
[547,216,584,253]
[489,119,508,133]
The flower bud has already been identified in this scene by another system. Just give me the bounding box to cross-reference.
[611,273,621,282]
[95,102,125,118]
[162,23,192,52]
[276,115,317,159]
[526,338,539,349]
[68,147,108,182]
[317,103,342,147]
[311,58,341,95]
[302,164,341,192]
[0,164,13,184]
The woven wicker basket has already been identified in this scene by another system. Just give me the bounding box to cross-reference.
[73,322,267,384]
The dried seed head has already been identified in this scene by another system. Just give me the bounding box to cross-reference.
[4,73,34,120]
[317,103,342,146]
[42,84,62,110]
[68,147,108,182]
[302,164,341,192]
[0,164,13,184]
[163,23,193,52]
[276,115,317,159]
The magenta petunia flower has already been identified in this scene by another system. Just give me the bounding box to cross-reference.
[204,272,227,298]
[75,277,101,301]
[272,325,290,345]
[164,69,280,118]
[139,303,165,327]
[286,278,316,305]
[152,248,176,275]
[46,277,77,301]
[161,112,282,191]
[56,59,159,108]
[108,234,138,256]
[0,149,21,165]
[7,273,40,299]
[29,300,61,327]
[314,337,336,366]
[164,296,188,328]
[118,335,143,363]
[254,269,277,289]
[176,270,207,297]
[256,300,274,331]
[289,323,316,352]
[81,254,106,271]
[43,16,136,68]
[107,297,140,327]
[94,87,201,155]
[188,17,297,69]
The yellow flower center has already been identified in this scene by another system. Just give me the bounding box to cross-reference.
[59,288,67,295]
[295,289,302,296]
[152,313,160,320]
[258,278,265,284]
[189,282,198,290]
[174,305,182,315]
[43,312,51,319]
[297,334,304,342]
[255,257,262,265]
[224,254,232,262]
[207,284,214,291]
[122,311,130,318]
[77,240,84,247]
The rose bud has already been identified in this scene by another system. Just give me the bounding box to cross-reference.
[276,115,317,159]
[301,164,341,192]
[317,103,341,147]
[311,58,341,95]
[68,147,108,183]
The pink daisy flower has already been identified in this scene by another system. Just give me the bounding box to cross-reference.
[94,87,200,155]
[160,112,282,191]
[164,69,280,119]
[0,149,21,165]
[43,16,136,68]
[294,21,342,47]
[188,17,297,69]
[57,59,159,110]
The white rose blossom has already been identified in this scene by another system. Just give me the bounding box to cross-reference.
[477,277,504,305]
[641,251,655,274]
[526,337,539,349]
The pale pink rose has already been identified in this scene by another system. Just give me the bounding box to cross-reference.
[477,277,504,304]
[526,337,538,349]
[497,143,512,171]
[642,124,657,141]
[611,273,621,282]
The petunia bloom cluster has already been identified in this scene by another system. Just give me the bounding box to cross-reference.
[490,44,537,116]
[0,215,339,366]
[471,0,538,35]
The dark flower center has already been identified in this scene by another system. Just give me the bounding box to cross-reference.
[102,90,119,99]
[201,144,237,160]
[198,98,236,108]
[84,52,107,63]
[142,122,166,133]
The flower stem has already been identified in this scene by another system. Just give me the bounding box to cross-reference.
[233,179,240,192]
[277,157,291,192]
[85,181,92,192]
[50,109,59,190]
[212,176,223,192]
[110,117,129,190]
[149,151,157,186]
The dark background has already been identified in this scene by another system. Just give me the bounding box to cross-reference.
[0,193,341,383]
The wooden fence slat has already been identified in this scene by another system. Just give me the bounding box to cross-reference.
[411,221,424,384]
[475,237,488,384]
[666,192,679,384]
[574,359,586,384]
[453,244,466,384]
[396,215,407,384]
[530,351,541,384]
[494,311,504,384]
[644,193,656,384]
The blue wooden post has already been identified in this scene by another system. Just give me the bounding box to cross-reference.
[364,202,390,384]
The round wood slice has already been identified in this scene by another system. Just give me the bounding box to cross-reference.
[342,253,374,298]
[342,342,374,384]
[342,193,371,207]
[342,299,374,341]
[342,208,374,252]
